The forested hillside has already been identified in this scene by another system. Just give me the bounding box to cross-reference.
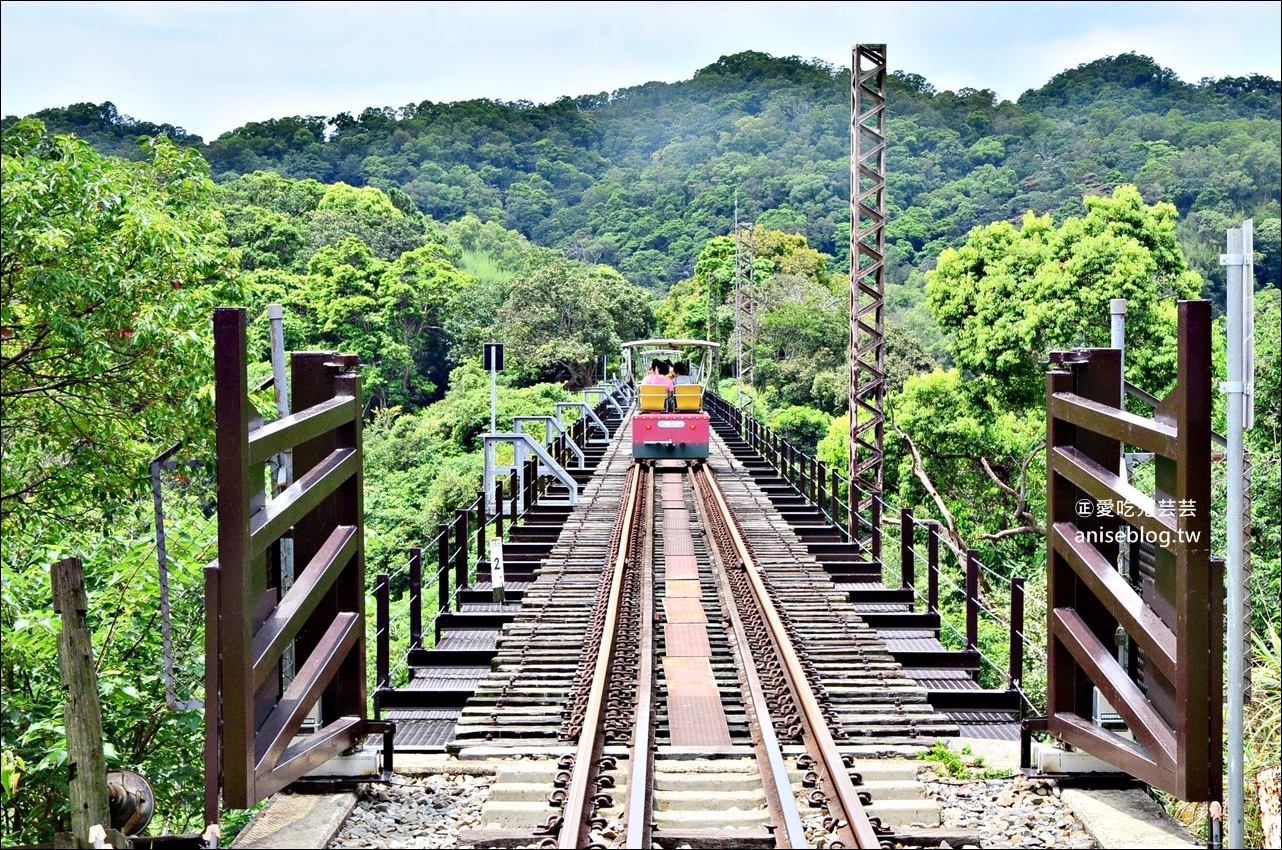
[3,50,1280,846]
[11,52,1280,304]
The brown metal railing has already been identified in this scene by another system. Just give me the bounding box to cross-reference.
[1045,299,1220,802]
[705,393,862,544]
[703,391,1029,703]
[206,307,373,817]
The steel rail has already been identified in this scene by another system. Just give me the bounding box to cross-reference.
[689,467,810,848]
[697,465,882,849]
[624,465,657,849]
[556,463,648,849]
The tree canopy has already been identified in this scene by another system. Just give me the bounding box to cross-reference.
[926,185,1201,409]
[11,52,1276,301]
[1,119,238,543]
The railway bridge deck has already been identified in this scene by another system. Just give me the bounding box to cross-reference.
[380,400,1019,758]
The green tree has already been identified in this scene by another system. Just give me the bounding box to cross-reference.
[498,260,652,387]
[768,405,833,454]
[1,119,237,540]
[890,187,1205,565]
[306,182,428,262]
[379,245,475,405]
[926,185,1201,410]
[2,119,235,844]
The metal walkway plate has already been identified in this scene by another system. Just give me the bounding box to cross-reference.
[665,623,712,657]
[664,579,703,598]
[663,536,695,556]
[663,509,691,529]
[664,597,708,623]
[663,657,733,746]
[663,554,699,579]
[384,709,461,750]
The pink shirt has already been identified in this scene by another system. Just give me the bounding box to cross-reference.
[640,374,674,392]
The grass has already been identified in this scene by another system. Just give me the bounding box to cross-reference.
[919,740,1015,780]
[1160,620,1281,846]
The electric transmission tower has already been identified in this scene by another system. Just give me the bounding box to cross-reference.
[849,44,887,559]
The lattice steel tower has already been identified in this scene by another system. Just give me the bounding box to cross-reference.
[849,44,887,559]
[734,219,756,401]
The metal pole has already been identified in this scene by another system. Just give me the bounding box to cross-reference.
[268,303,293,485]
[1110,298,1126,407]
[1223,224,1248,848]
[490,361,498,434]
[151,452,176,709]
[267,304,295,686]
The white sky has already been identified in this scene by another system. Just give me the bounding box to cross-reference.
[2,1,1279,141]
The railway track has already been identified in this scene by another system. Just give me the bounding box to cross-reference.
[542,461,886,847]
[454,419,954,849]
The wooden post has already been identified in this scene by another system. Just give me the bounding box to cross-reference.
[830,468,842,541]
[870,495,883,564]
[1010,576,1025,692]
[375,574,390,691]
[966,550,980,657]
[475,491,489,584]
[454,508,468,609]
[51,558,110,849]
[522,459,533,511]
[846,470,856,544]
[495,479,505,540]
[437,525,450,620]
[509,471,518,522]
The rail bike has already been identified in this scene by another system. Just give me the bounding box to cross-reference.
[622,338,718,461]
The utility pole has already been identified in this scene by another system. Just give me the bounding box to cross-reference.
[1222,220,1255,849]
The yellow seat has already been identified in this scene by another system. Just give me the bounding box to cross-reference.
[673,384,703,412]
[639,385,669,412]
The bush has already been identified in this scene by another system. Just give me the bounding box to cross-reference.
[768,405,833,455]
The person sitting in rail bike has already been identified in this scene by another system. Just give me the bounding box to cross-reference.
[639,359,675,411]
[641,360,675,390]
[671,360,695,385]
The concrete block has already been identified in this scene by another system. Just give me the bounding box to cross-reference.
[1033,742,1130,775]
[1060,788,1201,849]
[229,793,357,849]
[865,798,941,827]
[303,752,379,778]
